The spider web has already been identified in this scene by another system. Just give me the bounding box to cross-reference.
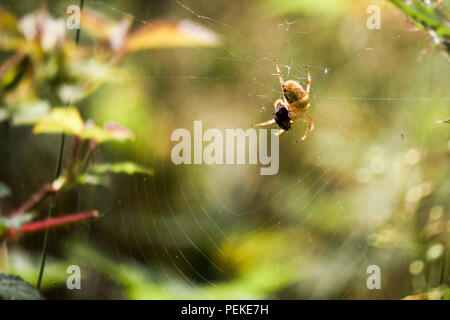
[9,0,448,299]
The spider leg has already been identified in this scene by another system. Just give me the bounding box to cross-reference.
[293,112,314,144]
[252,119,275,127]
[274,60,285,90]
[274,129,285,136]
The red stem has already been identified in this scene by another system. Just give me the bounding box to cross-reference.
[1,210,99,240]
[9,184,56,218]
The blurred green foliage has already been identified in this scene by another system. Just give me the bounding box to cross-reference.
[389,0,450,53]
[0,0,449,300]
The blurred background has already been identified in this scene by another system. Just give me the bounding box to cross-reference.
[0,0,449,299]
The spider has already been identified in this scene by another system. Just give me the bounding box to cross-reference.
[253,61,314,143]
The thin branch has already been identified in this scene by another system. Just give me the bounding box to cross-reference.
[9,183,56,218]
[81,140,97,172]
[67,136,81,178]
[0,210,99,241]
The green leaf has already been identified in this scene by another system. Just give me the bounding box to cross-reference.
[0,273,43,300]
[87,162,154,176]
[0,214,33,235]
[126,19,220,52]
[0,182,11,199]
[11,100,50,125]
[33,107,84,136]
[69,162,152,187]
[389,0,450,38]
[31,108,135,143]
[81,121,135,144]
[73,173,111,186]
[81,125,112,142]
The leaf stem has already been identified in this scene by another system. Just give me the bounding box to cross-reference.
[9,184,56,218]
[81,140,97,172]
[36,0,85,290]
[36,136,65,289]
[67,136,81,178]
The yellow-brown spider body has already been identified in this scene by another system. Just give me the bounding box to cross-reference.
[282,80,307,106]
[253,61,314,143]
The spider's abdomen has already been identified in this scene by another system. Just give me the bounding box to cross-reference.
[274,106,291,131]
[283,80,306,104]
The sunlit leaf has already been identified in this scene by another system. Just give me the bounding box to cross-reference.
[33,107,83,135]
[70,162,151,187]
[11,100,50,125]
[73,173,110,186]
[103,122,135,141]
[81,122,111,142]
[82,121,135,143]
[87,162,154,176]
[0,273,43,300]
[126,19,220,52]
